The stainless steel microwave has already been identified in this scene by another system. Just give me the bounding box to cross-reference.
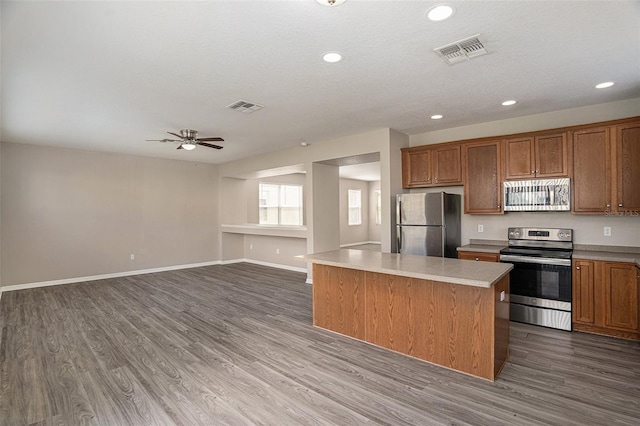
[503,178,570,211]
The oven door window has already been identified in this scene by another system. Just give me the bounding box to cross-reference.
[508,262,571,302]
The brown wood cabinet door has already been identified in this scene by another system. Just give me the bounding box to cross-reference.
[402,149,431,187]
[432,144,462,185]
[458,252,499,262]
[572,127,611,213]
[572,259,596,326]
[463,140,503,214]
[535,133,568,178]
[603,262,638,332]
[616,123,640,213]
[504,137,535,179]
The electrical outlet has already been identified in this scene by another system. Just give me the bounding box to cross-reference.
[130,254,135,260]
[604,226,612,237]
[477,224,484,233]
[500,290,506,302]
[276,248,280,254]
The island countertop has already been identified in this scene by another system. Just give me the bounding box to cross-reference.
[296,249,512,288]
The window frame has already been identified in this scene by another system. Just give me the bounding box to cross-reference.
[258,183,303,226]
[348,189,362,226]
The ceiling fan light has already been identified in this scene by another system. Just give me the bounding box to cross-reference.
[182,142,196,151]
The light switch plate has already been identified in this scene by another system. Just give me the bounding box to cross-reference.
[604,226,612,237]
[478,224,484,233]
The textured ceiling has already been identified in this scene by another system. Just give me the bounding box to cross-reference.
[2,1,639,164]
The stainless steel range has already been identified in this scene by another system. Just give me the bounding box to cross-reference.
[499,227,573,331]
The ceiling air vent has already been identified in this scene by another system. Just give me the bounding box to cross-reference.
[434,34,487,65]
[225,100,264,113]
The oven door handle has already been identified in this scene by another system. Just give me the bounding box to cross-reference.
[499,255,571,267]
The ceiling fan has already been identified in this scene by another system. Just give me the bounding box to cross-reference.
[147,129,224,150]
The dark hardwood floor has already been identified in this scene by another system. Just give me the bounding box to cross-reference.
[1,263,639,425]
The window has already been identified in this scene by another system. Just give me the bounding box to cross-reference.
[375,190,382,225]
[348,189,362,225]
[259,183,303,225]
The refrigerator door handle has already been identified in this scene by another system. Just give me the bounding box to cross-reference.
[397,226,402,253]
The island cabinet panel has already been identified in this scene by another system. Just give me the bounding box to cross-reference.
[312,264,365,340]
[311,263,510,381]
[364,273,436,359]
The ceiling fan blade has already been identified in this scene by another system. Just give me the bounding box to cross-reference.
[198,142,223,149]
[167,132,183,139]
[176,144,184,150]
[196,137,224,142]
[147,138,178,142]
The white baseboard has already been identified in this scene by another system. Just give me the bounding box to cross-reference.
[340,241,382,248]
[1,260,221,293]
[2,258,309,294]
[221,258,307,274]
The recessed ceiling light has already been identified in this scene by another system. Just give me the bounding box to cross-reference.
[300,142,311,147]
[316,0,347,6]
[431,114,444,120]
[323,52,342,63]
[595,81,615,89]
[427,5,455,21]
[502,100,517,106]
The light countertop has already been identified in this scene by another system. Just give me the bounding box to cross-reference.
[573,250,640,267]
[296,249,512,288]
[457,244,505,254]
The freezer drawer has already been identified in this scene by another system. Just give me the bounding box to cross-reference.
[397,225,443,257]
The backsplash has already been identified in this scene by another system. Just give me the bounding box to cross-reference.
[464,211,639,247]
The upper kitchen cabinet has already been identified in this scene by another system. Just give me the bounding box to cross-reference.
[402,147,431,187]
[504,132,569,180]
[572,118,640,214]
[402,143,462,188]
[572,126,612,213]
[462,139,503,214]
[615,122,640,213]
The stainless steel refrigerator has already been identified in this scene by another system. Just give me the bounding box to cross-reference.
[396,192,461,258]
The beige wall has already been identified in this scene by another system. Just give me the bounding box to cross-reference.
[1,143,219,286]
[408,98,640,248]
[243,235,307,269]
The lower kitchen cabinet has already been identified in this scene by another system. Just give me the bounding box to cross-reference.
[458,251,499,262]
[572,259,639,341]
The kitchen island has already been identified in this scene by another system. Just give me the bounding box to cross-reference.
[297,249,513,381]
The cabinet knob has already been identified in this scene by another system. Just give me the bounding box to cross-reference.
[531,170,535,174]
[576,266,580,270]
[535,170,539,174]
[435,177,438,182]
[497,205,501,209]
[606,203,611,208]
[618,203,623,207]
[475,257,479,261]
